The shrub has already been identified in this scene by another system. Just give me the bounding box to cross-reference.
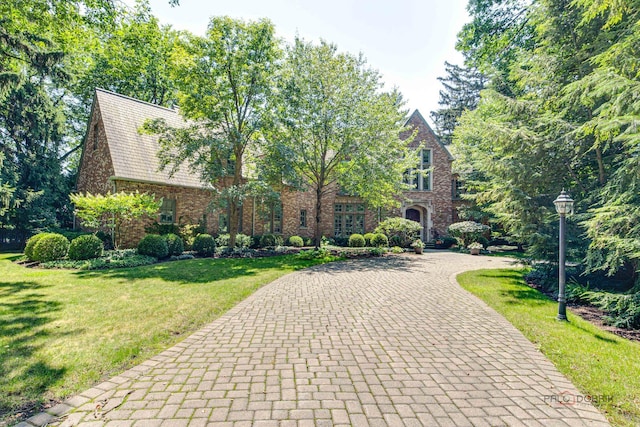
[289,235,304,247]
[389,235,403,247]
[95,230,114,250]
[363,233,375,246]
[375,217,422,248]
[215,233,230,247]
[24,233,48,260]
[32,233,70,262]
[164,233,184,256]
[371,233,389,247]
[260,234,283,247]
[68,234,104,260]
[447,221,490,247]
[304,238,313,246]
[137,234,169,258]
[348,233,366,247]
[368,247,385,257]
[192,234,216,256]
[435,236,457,249]
[391,246,404,254]
[236,234,251,248]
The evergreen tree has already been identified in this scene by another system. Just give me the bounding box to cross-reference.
[430,62,486,144]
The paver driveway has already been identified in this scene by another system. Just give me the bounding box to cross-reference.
[22,252,609,427]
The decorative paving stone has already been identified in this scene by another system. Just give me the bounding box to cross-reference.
[24,253,609,426]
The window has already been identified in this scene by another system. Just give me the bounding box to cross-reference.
[452,179,463,200]
[300,209,307,228]
[334,203,365,237]
[405,149,432,191]
[93,124,99,150]
[159,199,176,224]
[270,202,282,234]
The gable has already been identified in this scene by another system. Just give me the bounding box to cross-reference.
[402,110,454,161]
[92,88,208,189]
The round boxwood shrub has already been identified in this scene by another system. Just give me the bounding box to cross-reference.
[192,233,216,256]
[260,234,284,247]
[68,234,104,260]
[363,233,375,246]
[163,233,184,256]
[288,235,304,247]
[137,234,169,258]
[24,233,49,260]
[32,233,70,262]
[348,233,366,247]
[371,233,389,247]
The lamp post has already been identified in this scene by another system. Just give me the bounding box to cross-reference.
[553,190,574,321]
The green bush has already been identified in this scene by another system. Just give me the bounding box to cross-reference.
[260,234,284,247]
[236,233,251,248]
[24,233,48,260]
[348,233,366,247]
[68,234,104,260]
[289,235,304,247]
[375,217,422,248]
[363,233,375,246]
[32,233,70,262]
[371,233,389,247]
[435,236,457,249]
[163,233,184,256]
[193,234,216,256]
[447,221,490,247]
[215,233,251,248]
[137,234,169,258]
[391,246,404,254]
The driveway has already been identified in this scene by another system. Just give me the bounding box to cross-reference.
[22,252,609,426]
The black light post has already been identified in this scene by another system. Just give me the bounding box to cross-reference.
[553,190,574,321]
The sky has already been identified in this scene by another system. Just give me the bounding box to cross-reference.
[132,0,470,123]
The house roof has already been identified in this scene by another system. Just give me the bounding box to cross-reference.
[94,88,209,189]
[405,109,454,161]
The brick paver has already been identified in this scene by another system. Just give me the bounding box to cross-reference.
[22,252,610,426]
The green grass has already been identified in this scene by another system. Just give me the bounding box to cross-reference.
[0,253,331,423]
[458,269,640,427]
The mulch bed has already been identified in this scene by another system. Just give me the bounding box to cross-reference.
[526,281,640,343]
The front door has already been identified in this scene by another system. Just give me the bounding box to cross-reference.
[405,208,423,240]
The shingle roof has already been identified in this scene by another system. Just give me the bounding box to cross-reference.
[95,88,209,189]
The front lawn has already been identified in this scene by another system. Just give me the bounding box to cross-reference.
[458,269,640,427]
[0,253,330,424]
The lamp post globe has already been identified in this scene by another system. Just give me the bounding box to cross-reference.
[553,190,574,321]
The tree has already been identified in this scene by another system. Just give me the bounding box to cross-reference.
[74,0,179,108]
[430,62,486,144]
[144,16,281,247]
[263,39,413,246]
[70,192,160,249]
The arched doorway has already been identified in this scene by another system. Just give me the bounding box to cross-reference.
[404,206,429,241]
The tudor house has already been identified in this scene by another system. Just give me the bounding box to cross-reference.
[76,89,461,248]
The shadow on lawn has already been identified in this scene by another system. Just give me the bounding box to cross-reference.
[72,256,310,283]
[0,281,67,423]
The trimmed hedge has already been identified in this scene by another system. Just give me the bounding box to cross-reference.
[348,233,366,247]
[68,234,104,260]
[288,235,304,247]
[137,234,169,258]
[193,234,216,256]
[163,233,184,256]
[32,233,70,262]
[260,234,284,247]
[363,233,375,246]
[371,233,389,247]
[24,233,48,260]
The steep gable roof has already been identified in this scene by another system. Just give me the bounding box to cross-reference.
[404,109,454,161]
[94,88,208,189]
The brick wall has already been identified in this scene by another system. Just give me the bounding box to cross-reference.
[76,102,115,195]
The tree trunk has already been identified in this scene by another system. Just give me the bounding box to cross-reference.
[228,154,244,248]
[314,185,323,248]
